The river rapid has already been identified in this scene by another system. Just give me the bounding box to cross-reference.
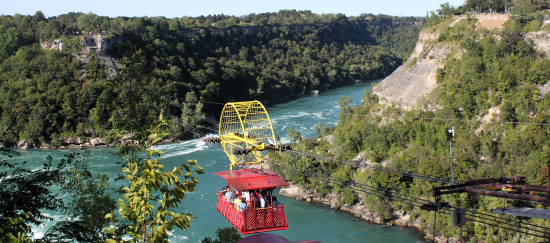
[13,80,426,242]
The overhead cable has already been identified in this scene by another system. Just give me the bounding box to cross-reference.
[283,149,457,184]
[162,96,220,127]
[182,98,550,127]
[142,97,205,136]
[273,162,550,240]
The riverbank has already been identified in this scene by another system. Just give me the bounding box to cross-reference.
[3,79,380,151]
[5,136,184,150]
[279,184,460,243]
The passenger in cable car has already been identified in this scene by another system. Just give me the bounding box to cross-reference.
[224,189,233,201]
[242,191,251,203]
[260,194,266,208]
[238,199,247,213]
[272,196,281,207]
[233,196,242,210]
[253,194,261,209]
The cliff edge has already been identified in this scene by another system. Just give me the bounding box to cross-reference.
[372,30,459,109]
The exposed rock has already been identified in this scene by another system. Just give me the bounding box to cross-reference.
[21,142,32,150]
[40,39,63,51]
[61,137,78,144]
[311,90,320,94]
[279,185,307,198]
[90,138,100,146]
[526,31,550,61]
[121,134,133,140]
[352,151,367,162]
[17,140,26,147]
[527,31,550,96]
[40,143,51,149]
[323,134,334,144]
[474,107,501,135]
[352,151,377,170]
[539,82,550,96]
[373,29,460,110]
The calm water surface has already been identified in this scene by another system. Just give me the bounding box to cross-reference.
[14,80,426,242]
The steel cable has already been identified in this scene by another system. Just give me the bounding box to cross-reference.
[271,163,425,207]
[464,209,550,232]
[272,162,550,240]
[283,149,456,184]
[439,209,549,239]
[162,96,220,127]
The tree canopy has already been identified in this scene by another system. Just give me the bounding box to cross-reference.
[0,11,422,145]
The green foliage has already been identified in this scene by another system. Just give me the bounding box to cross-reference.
[0,12,421,144]
[286,127,302,143]
[201,227,242,243]
[0,147,110,241]
[104,115,204,243]
[273,17,550,242]
[339,187,357,206]
[44,169,116,242]
[435,68,445,83]
[314,122,331,137]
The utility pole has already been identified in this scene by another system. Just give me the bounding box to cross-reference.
[448,127,455,185]
[433,211,437,243]
[453,208,466,243]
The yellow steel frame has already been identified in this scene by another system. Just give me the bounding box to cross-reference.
[219,101,277,171]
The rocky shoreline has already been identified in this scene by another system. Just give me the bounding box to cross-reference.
[8,136,181,150]
[279,184,460,243]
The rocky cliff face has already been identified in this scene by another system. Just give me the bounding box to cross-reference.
[40,35,124,79]
[372,31,461,109]
[373,17,550,109]
[525,31,550,96]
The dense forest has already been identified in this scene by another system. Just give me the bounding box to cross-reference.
[273,7,550,243]
[4,0,550,242]
[0,10,422,146]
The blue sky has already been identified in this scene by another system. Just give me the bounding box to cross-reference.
[4,0,465,18]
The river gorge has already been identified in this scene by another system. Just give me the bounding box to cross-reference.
[13,80,427,242]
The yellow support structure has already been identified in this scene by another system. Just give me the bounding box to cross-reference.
[218,101,277,171]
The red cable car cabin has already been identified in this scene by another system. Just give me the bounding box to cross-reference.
[213,168,290,235]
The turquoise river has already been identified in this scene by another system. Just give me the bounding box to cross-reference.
[13,80,426,242]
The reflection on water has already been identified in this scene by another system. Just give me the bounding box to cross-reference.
[12,80,426,242]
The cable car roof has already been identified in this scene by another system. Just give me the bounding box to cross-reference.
[212,169,290,191]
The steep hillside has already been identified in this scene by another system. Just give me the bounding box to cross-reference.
[274,16,550,243]
[372,29,459,109]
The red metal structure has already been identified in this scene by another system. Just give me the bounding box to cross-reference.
[237,233,321,243]
[213,168,290,235]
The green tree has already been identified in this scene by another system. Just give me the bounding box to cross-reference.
[286,127,302,143]
[44,169,116,242]
[512,0,536,23]
[77,12,101,31]
[0,148,98,241]
[0,25,22,63]
[104,115,204,243]
[201,227,242,243]
[314,122,330,137]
